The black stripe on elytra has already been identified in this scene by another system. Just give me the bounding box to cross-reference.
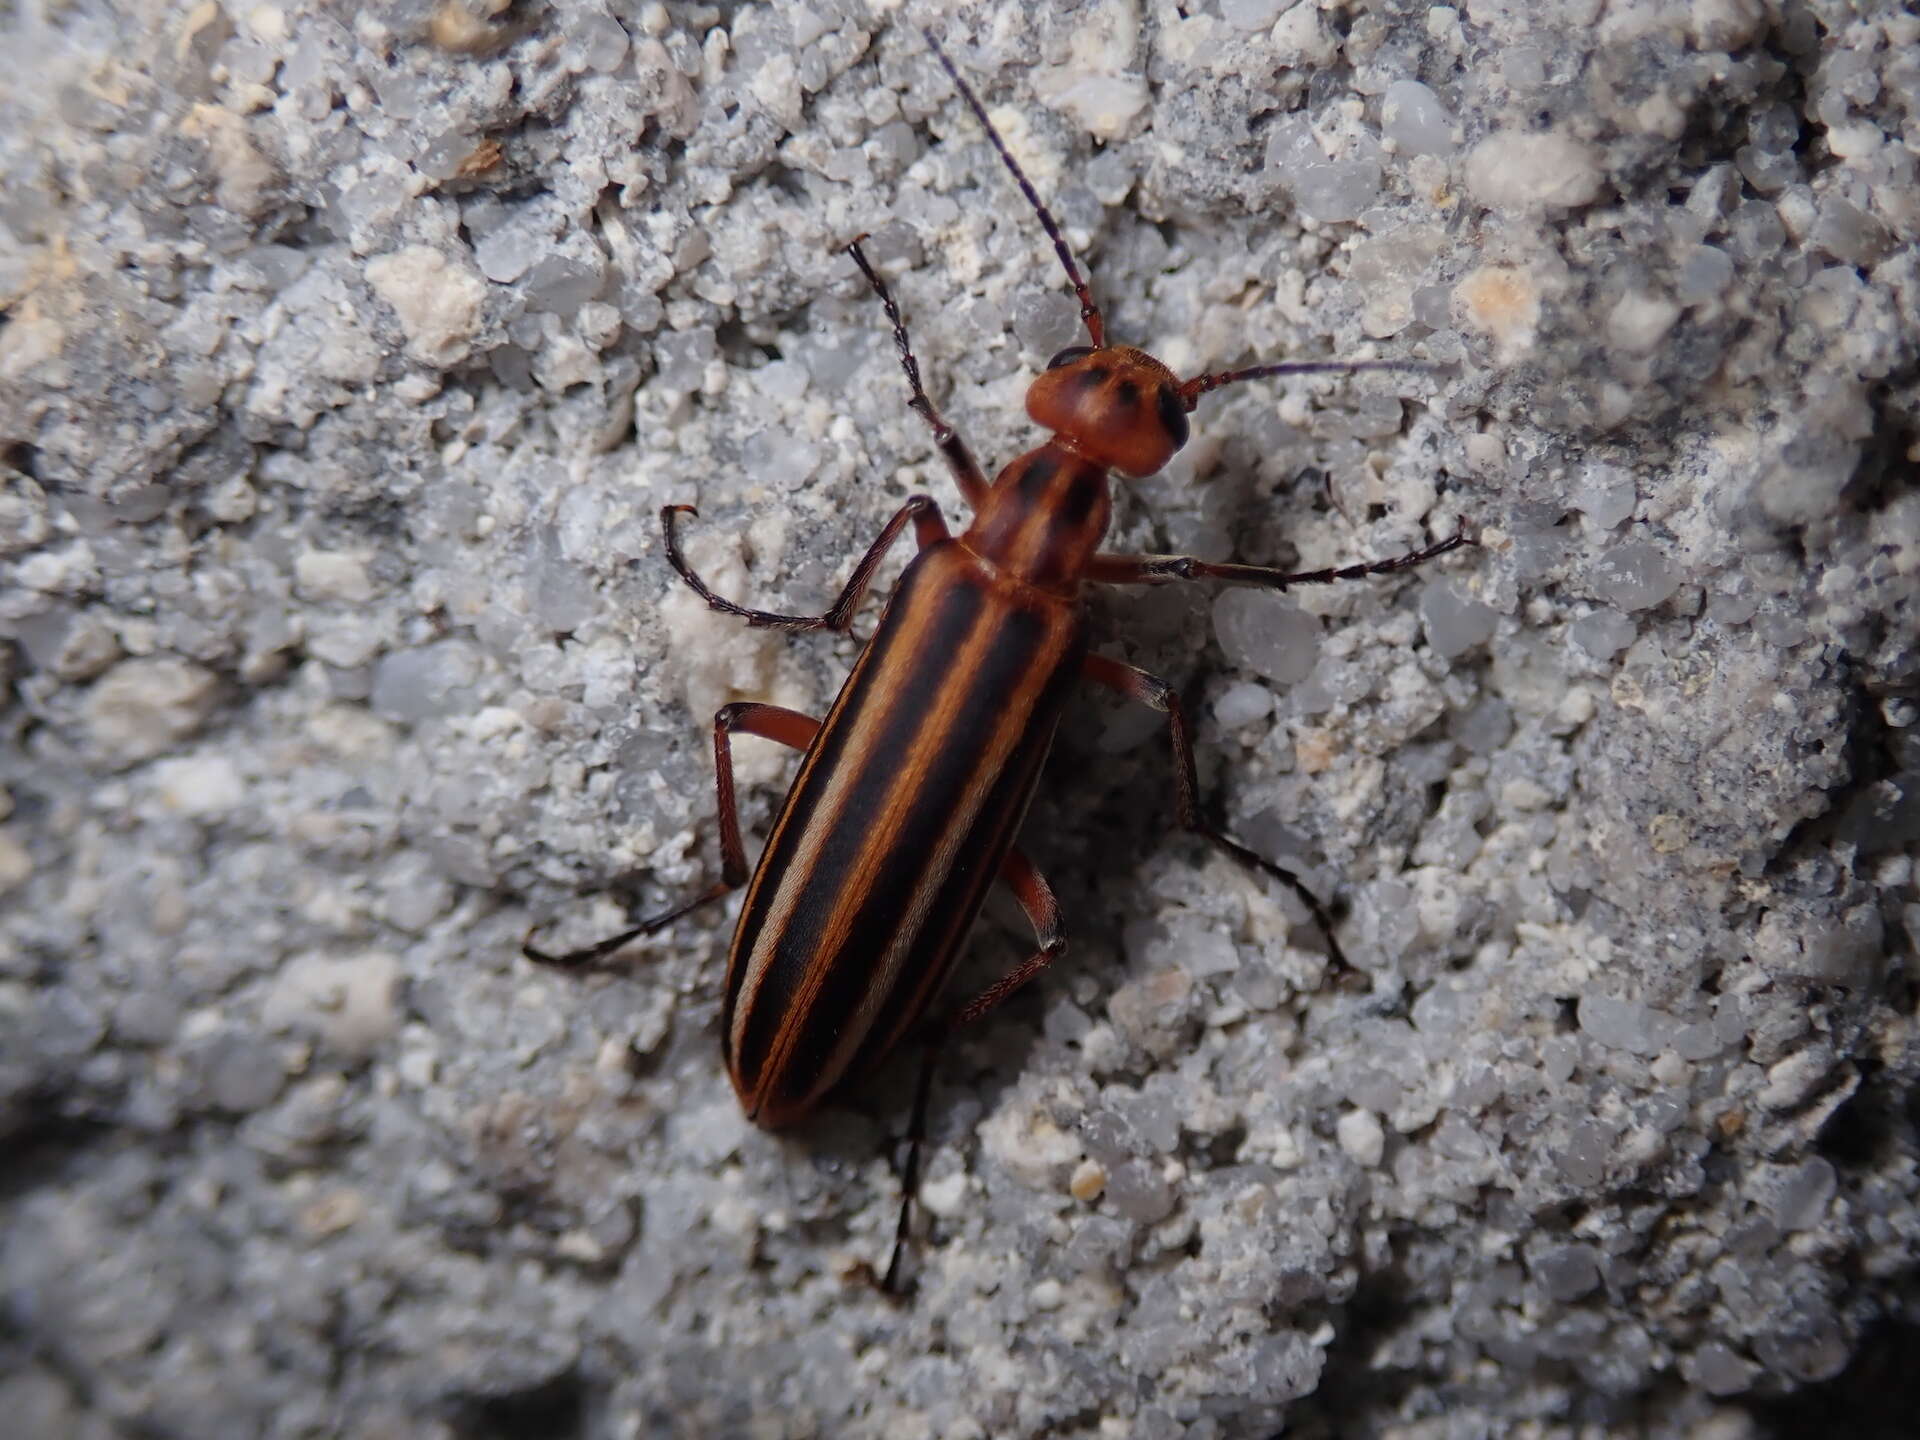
[802,596,1083,1086]
[721,550,950,1074]
[860,658,1075,1066]
[731,557,989,1100]
[1156,384,1190,449]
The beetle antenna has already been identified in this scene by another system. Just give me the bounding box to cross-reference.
[924,30,1106,349]
[1177,359,1430,411]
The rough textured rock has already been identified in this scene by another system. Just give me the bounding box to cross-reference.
[2,1,1916,1436]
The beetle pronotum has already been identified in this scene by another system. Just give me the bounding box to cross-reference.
[528,32,1468,1290]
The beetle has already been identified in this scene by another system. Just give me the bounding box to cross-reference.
[527,32,1467,1290]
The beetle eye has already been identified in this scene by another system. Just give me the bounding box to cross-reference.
[1046,345,1095,370]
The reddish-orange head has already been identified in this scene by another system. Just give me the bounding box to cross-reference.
[1026,344,1192,478]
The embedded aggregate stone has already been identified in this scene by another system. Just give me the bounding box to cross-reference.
[2,1,1917,1436]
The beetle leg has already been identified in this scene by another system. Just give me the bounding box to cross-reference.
[662,496,951,634]
[955,849,1070,1024]
[1080,653,1357,976]
[846,238,991,512]
[1086,531,1468,589]
[876,1032,943,1296]
[523,703,820,969]
[879,849,1068,1293]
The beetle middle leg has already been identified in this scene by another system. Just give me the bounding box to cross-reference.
[1080,653,1356,974]
[523,702,821,969]
[880,848,1067,1294]
[1086,531,1468,589]
[662,494,950,634]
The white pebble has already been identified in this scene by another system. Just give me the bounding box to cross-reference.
[149,755,247,817]
[1336,1108,1385,1167]
[1590,539,1679,612]
[85,657,219,764]
[1213,591,1320,685]
[1466,132,1604,210]
[1419,581,1497,659]
[263,952,403,1060]
[1382,80,1454,157]
[1212,679,1275,728]
[365,245,487,366]
[295,549,376,603]
[1606,292,1681,354]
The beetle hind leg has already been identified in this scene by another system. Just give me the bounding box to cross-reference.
[954,849,1069,1025]
[1081,654,1361,981]
[520,880,729,970]
[522,702,821,970]
[872,849,1069,1294]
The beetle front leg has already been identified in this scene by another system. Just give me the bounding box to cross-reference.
[523,702,821,969]
[1080,653,1356,975]
[663,495,951,633]
[1086,531,1468,590]
[878,847,1068,1295]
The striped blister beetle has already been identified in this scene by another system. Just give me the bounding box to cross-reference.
[528,30,1467,1291]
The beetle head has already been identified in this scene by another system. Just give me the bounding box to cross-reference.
[1025,345,1191,479]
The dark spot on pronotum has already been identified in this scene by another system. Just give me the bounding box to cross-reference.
[1015,449,1059,501]
[1156,385,1190,449]
[1055,469,1099,528]
[1114,378,1141,410]
[1073,365,1112,395]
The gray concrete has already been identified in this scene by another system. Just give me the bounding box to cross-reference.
[2,0,1916,1435]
